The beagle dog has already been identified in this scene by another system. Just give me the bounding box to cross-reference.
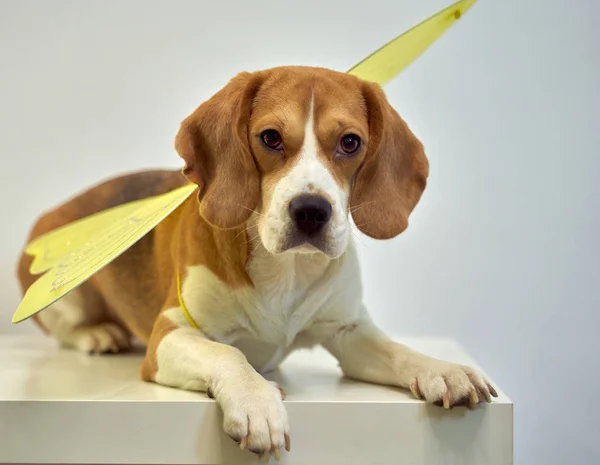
[18,66,497,459]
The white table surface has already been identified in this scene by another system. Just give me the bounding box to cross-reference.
[0,334,512,465]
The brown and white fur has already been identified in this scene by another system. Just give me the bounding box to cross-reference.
[18,66,497,460]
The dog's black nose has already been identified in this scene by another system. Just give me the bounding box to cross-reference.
[289,194,332,236]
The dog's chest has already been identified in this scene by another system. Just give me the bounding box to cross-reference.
[241,251,332,342]
[181,246,358,372]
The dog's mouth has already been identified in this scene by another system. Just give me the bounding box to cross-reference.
[282,234,328,255]
[268,227,347,258]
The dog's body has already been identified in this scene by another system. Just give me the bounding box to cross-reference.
[18,66,496,459]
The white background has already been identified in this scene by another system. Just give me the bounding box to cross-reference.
[1,0,598,463]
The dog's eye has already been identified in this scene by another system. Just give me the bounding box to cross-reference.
[261,129,283,150]
[339,134,361,155]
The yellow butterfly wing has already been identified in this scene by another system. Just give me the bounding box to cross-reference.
[13,185,197,323]
[348,0,476,85]
[13,0,476,324]
[27,196,156,275]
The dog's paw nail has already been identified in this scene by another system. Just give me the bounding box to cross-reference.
[442,392,450,409]
[482,388,492,403]
[410,379,422,399]
[469,389,479,406]
[285,433,291,452]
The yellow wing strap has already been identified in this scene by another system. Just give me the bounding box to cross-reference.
[176,270,199,329]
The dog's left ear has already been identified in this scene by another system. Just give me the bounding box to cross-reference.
[350,82,429,239]
[175,71,266,229]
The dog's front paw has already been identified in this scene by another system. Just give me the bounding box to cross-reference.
[220,379,290,460]
[409,361,498,409]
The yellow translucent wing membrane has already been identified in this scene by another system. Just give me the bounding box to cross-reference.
[12,0,475,323]
[13,185,197,323]
[348,0,476,85]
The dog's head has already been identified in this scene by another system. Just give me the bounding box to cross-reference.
[175,66,428,258]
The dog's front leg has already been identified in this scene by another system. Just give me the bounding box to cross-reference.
[323,317,498,409]
[141,315,290,458]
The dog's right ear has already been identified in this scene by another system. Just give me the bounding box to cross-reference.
[175,72,266,229]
